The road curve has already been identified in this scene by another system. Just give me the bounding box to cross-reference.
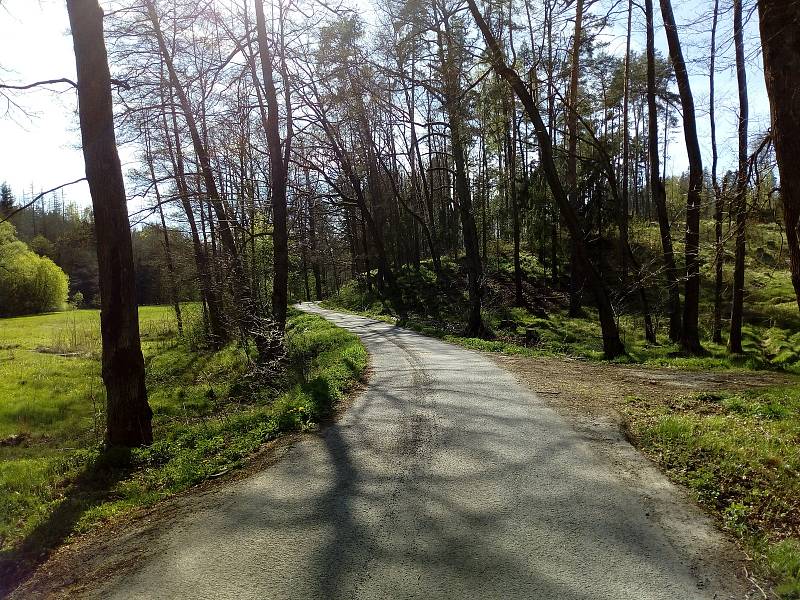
[91,304,743,599]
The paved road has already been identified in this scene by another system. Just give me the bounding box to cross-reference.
[94,304,743,599]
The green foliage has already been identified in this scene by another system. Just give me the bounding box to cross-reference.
[0,182,13,217]
[626,386,800,596]
[0,306,366,584]
[28,234,55,259]
[70,291,85,309]
[768,539,800,598]
[0,223,69,317]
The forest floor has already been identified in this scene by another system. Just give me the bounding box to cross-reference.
[9,305,760,600]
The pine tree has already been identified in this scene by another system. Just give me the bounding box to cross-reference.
[0,182,15,218]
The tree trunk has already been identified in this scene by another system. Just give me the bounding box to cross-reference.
[567,0,585,317]
[620,0,632,287]
[163,85,227,344]
[506,92,523,306]
[467,0,626,358]
[439,8,485,335]
[757,0,800,311]
[448,106,485,334]
[67,0,152,447]
[646,0,681,342]
[306,169,324,300]
[254,0,289,332]
[144,128,183,335]
[709,0,724,344]
[659,0,704,354]
[729,0,749,353]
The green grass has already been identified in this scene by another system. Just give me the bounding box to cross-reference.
[624,386,800,597]
[0,306,366,589]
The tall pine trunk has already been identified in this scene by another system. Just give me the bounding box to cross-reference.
[646,0,682,342]
[439,7,485,334]
[254,0,289,333]
[709,0,725,344]
[659,0,704,354]
[567,0,585,316]
[620,0,632,287]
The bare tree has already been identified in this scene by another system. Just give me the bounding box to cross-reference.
[646,0,681,342]
[728,0,749,353]
[659,0,704,353]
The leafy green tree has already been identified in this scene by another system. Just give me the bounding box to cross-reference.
[29,234,56,259]
[0,222,69,316]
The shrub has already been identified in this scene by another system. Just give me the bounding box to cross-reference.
[0,222,69,316]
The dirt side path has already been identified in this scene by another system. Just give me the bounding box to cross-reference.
[493,354,796,597]
[493,355,794,412]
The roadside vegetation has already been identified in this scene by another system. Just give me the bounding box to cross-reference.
[626,386,800,597]
[0,306,366,590]
[0,223,68,318]
[324,220,800,374]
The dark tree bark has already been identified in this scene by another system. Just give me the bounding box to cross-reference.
[646,0,681,342]
[620,0,632,287]
[438,6,485,335]
[467,0,626,358]
[254,0,289,332]
[67,0,152,447]
[659,0,704,354]
[505,91,523,306]
[566,0,585,317]
[757,0,800,311]
[305,168,323,300]
[729,0,749,353]
[709,0,725,344]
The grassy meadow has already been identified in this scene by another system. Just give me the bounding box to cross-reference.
[0,305,367,590]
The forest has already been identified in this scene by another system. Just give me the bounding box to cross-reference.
[3,0,798,363]
[1,0,799,596]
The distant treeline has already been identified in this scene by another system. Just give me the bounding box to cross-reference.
[0,181,198,310]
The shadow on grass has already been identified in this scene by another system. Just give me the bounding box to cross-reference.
[0,448,134,597]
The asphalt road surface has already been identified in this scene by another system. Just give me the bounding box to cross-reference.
[91,304,745,599]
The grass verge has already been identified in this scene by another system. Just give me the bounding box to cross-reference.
[0,307,366,592]
[623,387,800,598]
